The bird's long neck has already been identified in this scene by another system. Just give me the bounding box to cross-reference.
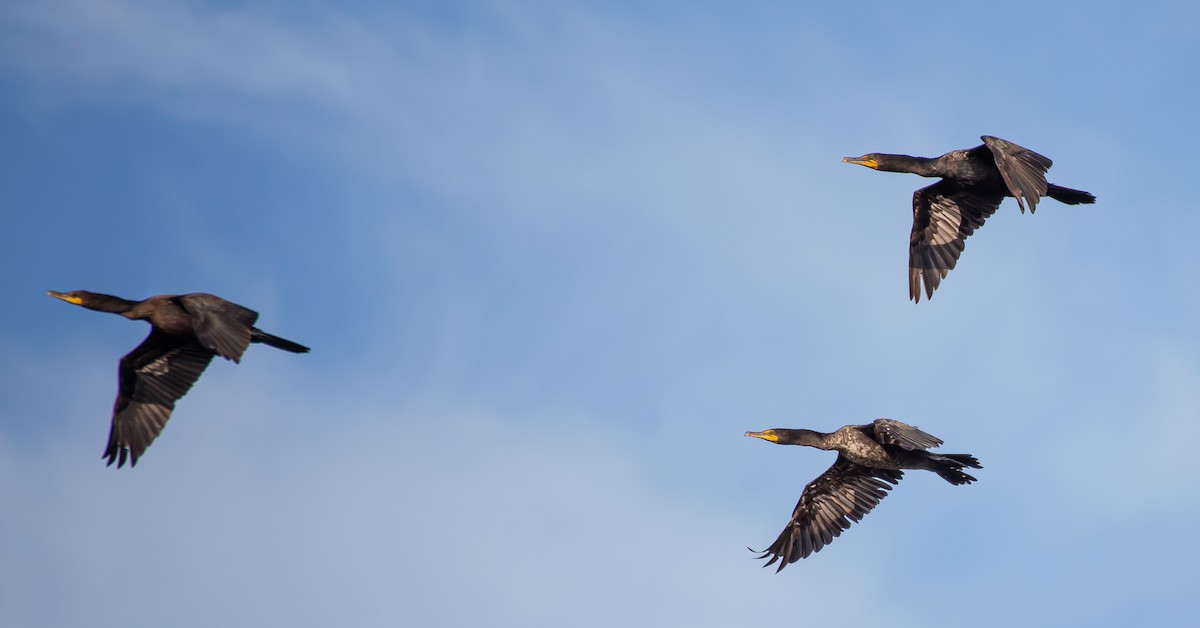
[873,154,940,177]
[783,429,835,450]
[84,293,140,316]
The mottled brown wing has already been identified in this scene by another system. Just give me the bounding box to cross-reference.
[871,418,943,451]
[909,180,1003,302]
[981,136,1052,214]
[755,456,903,571]
[178,293,258,362]
[106,330,216,467]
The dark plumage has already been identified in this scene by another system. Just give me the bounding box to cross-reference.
[843,135,1095,302]
[744,418,980,570]
[48,290,309,468]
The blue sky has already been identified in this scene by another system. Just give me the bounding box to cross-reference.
[2,1,1199,626]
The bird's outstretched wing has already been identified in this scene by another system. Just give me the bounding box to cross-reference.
[909,180,1004,302]
[981,135,1052,214]
[871,418,943,451]
[754,456,903,571]
[106,331,216,467]
[178,293,258,362]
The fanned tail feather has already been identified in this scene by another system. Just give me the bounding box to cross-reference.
[930,453,982,485]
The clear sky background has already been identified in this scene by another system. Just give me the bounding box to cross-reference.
[2,1,1198,626]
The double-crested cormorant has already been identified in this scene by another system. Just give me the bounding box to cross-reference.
[744,418,980,570]
[843,135,1096,302]
[48,290,309,468]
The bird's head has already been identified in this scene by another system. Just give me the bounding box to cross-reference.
[47,290,90,306]
[744,428,823,447]
[842,154,881,169]
[744,428,781,442]
[47,290,130,314]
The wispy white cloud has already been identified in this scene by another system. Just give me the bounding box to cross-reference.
[1,380,893,627]
[1,0,363,104]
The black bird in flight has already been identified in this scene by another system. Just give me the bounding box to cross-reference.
[844,135,1095,302]
[745,418,980,570]
[48,290,309,467]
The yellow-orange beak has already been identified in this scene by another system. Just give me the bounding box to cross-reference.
[842,155,879,169]
[744,430,779,442]
[47,290,83,305]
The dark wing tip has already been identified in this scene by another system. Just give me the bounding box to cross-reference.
[103,444,135,468]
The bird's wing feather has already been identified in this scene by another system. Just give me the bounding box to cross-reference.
[178,293,257,362]
[909,180,1003,302]
[755,456,903,570]
[871,418,943,450]
[981,136,1052,214]
[106,331,216,467]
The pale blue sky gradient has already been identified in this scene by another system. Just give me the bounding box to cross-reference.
[2,2,1199,626]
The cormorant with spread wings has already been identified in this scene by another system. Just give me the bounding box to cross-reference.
[744,418,980,570]
[844,135,1095,302]
[48,290,309,468]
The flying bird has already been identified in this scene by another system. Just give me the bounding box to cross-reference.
[744,418,980,570]
[48,290,309,468]
[843,135,1095,302]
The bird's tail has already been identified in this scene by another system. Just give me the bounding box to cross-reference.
[928,453,981,485]
[1047,184,1096,205]
[251,329,311,353]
